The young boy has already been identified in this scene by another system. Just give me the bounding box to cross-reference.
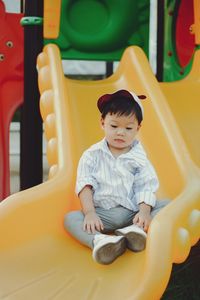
[64,89,169,265]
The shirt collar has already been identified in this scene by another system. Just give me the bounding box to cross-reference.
[94,138,147,167]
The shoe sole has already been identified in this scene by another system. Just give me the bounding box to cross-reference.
[94,237,126,265]
[115,231,146,252]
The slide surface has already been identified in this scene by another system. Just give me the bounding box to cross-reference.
[0,44,199,300]
[160,49,200,168]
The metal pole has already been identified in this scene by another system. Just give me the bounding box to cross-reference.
[20,0,24,13]
[106,62,113,77]
[156,0,164,81]
[20,0,43,190]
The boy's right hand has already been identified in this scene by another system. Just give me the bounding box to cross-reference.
[83,211,104,234]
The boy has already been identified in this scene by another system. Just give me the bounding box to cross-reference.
[64,89,169,264]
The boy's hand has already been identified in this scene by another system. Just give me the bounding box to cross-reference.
[132,211,152,232]
[133,202,152,232]
[83,211,104,234]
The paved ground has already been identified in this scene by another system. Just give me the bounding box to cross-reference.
[9,123,48,195]
[10,155,48,194]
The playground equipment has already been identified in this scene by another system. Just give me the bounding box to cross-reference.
[43,0,61,39]
[0,44,199,299]
[163,0,195,81]
[160,49,200,168]
[160,0,200,167]
[0,0,24,200]
[44,0,150,60]
[0,0,196,201]
[20,1,43,191]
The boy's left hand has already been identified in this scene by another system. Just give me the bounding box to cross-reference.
[132,211,152,232]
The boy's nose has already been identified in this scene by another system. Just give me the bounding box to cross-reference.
[117,128,125,135]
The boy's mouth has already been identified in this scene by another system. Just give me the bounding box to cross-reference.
[114,139,125,143]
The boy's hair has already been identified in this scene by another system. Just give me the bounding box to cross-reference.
[97,90,146,124]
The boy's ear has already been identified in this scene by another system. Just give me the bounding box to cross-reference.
[100,117,105,129]
[137,123,142,131]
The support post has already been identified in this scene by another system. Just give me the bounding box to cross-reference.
[20,1,43,190]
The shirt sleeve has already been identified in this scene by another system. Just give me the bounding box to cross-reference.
[75,150,98,195]
[133,160,159,208]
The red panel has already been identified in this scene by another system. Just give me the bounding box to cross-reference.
[0,0,24,200]
[175,0,195,67]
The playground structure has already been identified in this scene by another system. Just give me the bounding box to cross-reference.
[0,0,197,200]
[160,49,200,168]
[0,0,23,199]
[0,43,200,299]
[0,0,200,299]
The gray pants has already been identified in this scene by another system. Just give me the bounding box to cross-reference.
[64,200,170,249]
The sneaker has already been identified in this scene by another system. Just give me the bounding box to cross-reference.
[115,224,147,252]
[92,234,126,264]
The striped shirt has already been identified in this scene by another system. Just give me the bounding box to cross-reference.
[76,138,159,211]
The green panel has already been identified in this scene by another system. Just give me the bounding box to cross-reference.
[44,0,149,61]
[163,0,193,82]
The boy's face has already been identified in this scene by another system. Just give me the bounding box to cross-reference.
[101,113,141,154]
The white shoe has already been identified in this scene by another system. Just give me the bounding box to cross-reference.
[92,234,126,265]
[115,224,147,252]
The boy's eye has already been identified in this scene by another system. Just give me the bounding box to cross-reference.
[126,127,133,130]
[111,125,117,128]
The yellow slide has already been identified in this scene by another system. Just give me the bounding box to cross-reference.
[0,44,199,300]
[160,49,200,168]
